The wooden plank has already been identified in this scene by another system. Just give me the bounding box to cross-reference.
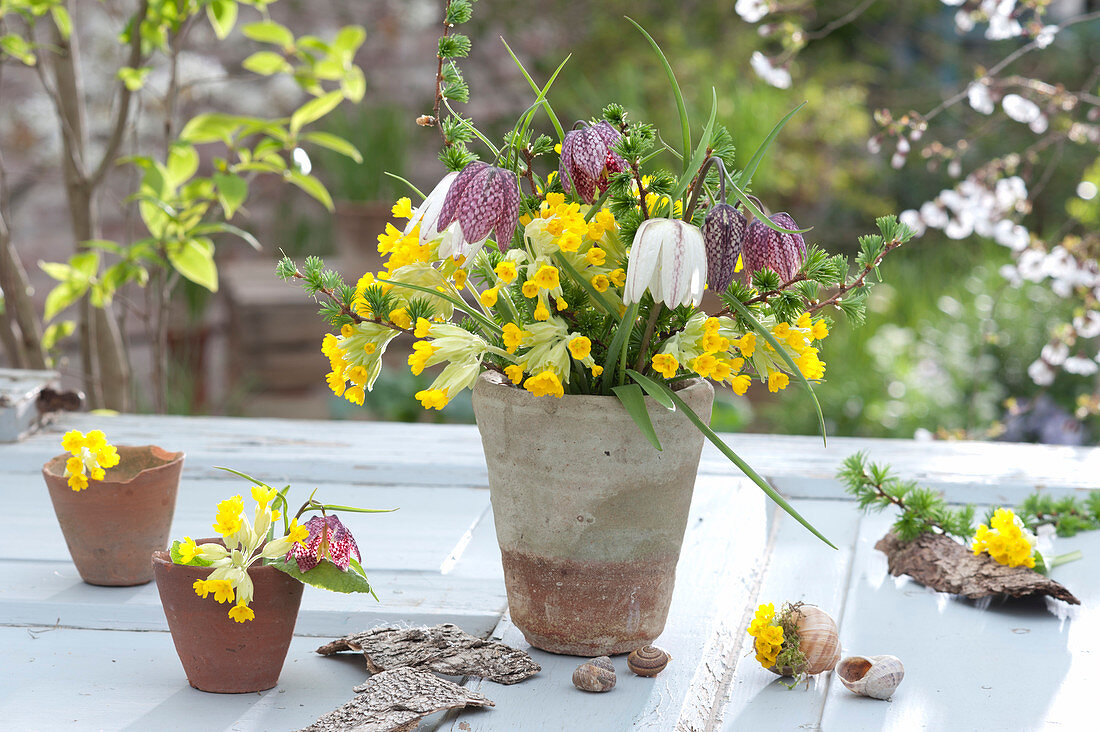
[0,625,369,731]
[715,500,862,731]
[437,473,772,732]
[818,511,1099,730]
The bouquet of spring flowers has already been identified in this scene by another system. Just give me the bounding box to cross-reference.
[170,468,390,622]
[279,5,912,546]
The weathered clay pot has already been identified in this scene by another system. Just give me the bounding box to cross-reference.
[472,372,714,656]
[42,445,184,586]
[152,544,304,693]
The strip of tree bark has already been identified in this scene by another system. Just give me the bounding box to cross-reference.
[317,623,540,685]
[298,667,494,732]
[876,531,1080,605]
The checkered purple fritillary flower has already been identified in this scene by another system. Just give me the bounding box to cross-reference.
[436,161,521,254]
[559,121,627,204]
[702,203,748,293]
[741,212,807,282]
[289,515,361,572]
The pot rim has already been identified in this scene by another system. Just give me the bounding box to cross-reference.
[42,444,185,486]
[474,371,712,406]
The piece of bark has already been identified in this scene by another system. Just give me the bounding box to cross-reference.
[876,531,1080,605]
[298,667,494,732]
[316,623,540,685]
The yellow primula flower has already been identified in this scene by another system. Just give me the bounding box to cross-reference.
[504,364,525,385]
[414,317,433,338]
[652,353,679,379]
[495,261,518,283]
[524,370,564,398]
[178,537,202,564]
[559,231,582,252]
[811,320,829,340]
[61,428,121,491]
[591,364,604,377]
[568,336,592,361]
[452,269,468,291]
[502,323,530,353]
[480,287,500,307]
[768,371,790,393]
[228,603,255,623]
[730,374,752,395]
[532,265,560,290]
[415,388,450,410]
[392,197,413,219]
[388,307,412,330]
[591,274,610,292]
[691,354,719,379]
[608,268,627,287]
[208,579,235,604]
[735,333,756,358]
[251,485,278,510]
[521,280,539,298]
[972,508,1037,568]
[287,519,310,547]
[533,301,550,321]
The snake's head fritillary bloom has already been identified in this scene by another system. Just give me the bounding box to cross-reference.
[702,203,747,294]
[741,212,807,282]
[559,121,627,204]
[623,218,707,309]
[289,514,362,572]
[436,161,521,257]
[404,171,458,245]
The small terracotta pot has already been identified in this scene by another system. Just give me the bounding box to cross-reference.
[152,545,304,693]
[42,445,184,586]
[473,373,714,656]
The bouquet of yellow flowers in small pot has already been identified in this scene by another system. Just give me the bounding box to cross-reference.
[278,2,913,546]
[168,467,391,622]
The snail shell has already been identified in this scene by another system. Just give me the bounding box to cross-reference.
[572,656,616,692]
[768,605,841,677]
[627,646,671,677]
[837,655,905,700]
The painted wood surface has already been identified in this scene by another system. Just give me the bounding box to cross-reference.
[1,413,1098,730]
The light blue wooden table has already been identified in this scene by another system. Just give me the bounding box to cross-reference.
[1,411,1097,731]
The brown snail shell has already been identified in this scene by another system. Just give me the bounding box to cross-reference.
[627,646,671,677]
[768,605,841,677]
[572,656,616,692]
[837,655,904,700]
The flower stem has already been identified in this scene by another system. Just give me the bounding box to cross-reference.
[1048,550,1083,570]
[633,303,663,372]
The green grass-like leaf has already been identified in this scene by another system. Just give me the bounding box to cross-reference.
[612,384,662,451]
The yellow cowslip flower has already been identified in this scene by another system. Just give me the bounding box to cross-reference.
[178,537,202,564]
[591,274,610,292]
[480,287,500,307]
[972,508,1036,568]
[346,365,370,386]
[504,364,525,385]
[533,265,560,290]
[797,350,826,380]
[704,317,721,334]
[711,359,733,382]
[735,333,756,358]
[533,301,550,321]
[392,197,413,219]
[502,323,530,353]
[812,320,829,340]
[452,269,468,291]
[730,374,752,395]
[408,341,437,376]
[213,511,243,537]
[326,371,346,397]
[595,208,616,230]
[414,317,433,338]
[345,384,366,405]
[228,603,255,623]
[61,430,85,453]
[608,268,626,287]
[591,364,604,377]
[546,218,565,237]
[251,485,278,510]
[415,388,450,410]
[340,323,355,338]
[524,370,564,398]
[568,336,592,361]
[768,371,790,393]
[652,353,679,379]
[61,429,121,491]
[699,332,730,354]
[495,261,518,283]
[587,222,605,241]
[521,280,539,298]
[773,323,791,339]
[690,354,717,378]
[555,297,568,312]
[287,519,309,547]
[388,307,412,330]
[362,342,376,355]
[796,312,812,329]
[559,232,582,252]
[208,579,235,604]
[194,579,211,599]
[585,247,607,267]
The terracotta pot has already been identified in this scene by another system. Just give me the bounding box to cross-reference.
[472,373,714,656]
[152,544,304,693]
[42,445,184,586]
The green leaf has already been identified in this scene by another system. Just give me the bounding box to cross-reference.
[500,38,567,142]
[166,144,199,188]
[242,21,294,48]
[41,320,75,351]
[624,368,674,409]
[39,261,72,282]
[206,0,238,40]
[288,171,335,212]
[627,370,836,549]
[737,102,806,192]
[626,18,690,173]
[0,34,35,66]
[341,66,366,103]
[169,540,213,567]
[117,66,150,91]
[44,281,87,321]
[600,302,640,394]
[50,6,73,40]
[726,298,826,445]
[302,131,362,163]
[672,87,718,202]
[332,26,366,57]
[726,177,812,234]
[612,384,662,451]
[290,90,344,136]
[69,251,100,279]
[193,221,262,251]
[213,173,248,218]
[180,113,242,144]
[269,555,375,594]
[168,238,218,292]
[243,51,292,76]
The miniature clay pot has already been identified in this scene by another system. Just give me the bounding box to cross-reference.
[472,372,714,656]
[42,445,184,586]
[152,544,304,693]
